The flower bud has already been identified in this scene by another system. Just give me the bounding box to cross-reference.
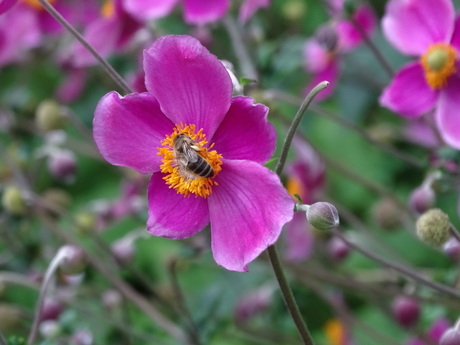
[102,290,122,310]
[409,186,435,214]
[234,285,274,324]
[416,209,451,246]
[40,298,63,322]
[47,149,77,183]
[111,238,135,264]
[282,0,307,22]
[35,100,66,132]
[60,245,86,275]
[39,320,61,339]
[440,328,460,345]
[306,202,339,230]
[327,236,349,261]
[2,186,26,215]
[443,237,460,260]
[391,296,420,329]
[0,304,22,333]
[71,330,93,345]
[372,197,402,230]
[75,211,95,234]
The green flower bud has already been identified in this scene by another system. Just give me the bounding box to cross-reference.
[282,0,307,22]
[416,208,451,246]
[35,100,66,132]
[2,186,26,215]
[372,197,402,230]
[75,211,95,234]
[306,202,339,231]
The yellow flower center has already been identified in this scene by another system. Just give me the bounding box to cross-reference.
[420,43,458,89]
[101,0,115,18]
[286,176,303,200]
[324,319,346,345]
[158,124,223,198]
[22,0,55,10]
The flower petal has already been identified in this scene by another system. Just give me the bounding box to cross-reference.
[382,0,454,56]
[147,172,209,238]
[0,0,17,14]
[123,0,178,21]
[304,60,339,101]
[435,74,460,149]
[144,35,232,138]
[211,96,275,164]
[303,38,331,73]
[238,0,270,24]
[93,91,174,174]
[379,62,438,117]
[283,212,314,262]
[183,0,230,24]
[208,160,294,272]
[450,15,460,52]
[337,5,376,52]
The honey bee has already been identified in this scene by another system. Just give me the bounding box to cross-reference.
[173,134,214,178]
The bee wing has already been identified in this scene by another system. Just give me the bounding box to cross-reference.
[181,144,200,164]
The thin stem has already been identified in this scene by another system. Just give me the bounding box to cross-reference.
[37,0,133,95]
[275,81,329,176]
[0,332,7,345]
[450,226,460,243]
[27,248,69,345]
[332,229,460,298]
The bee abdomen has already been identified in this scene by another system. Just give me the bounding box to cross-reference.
[187,158,214,178]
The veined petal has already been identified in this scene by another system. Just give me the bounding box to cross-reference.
[123,0,178,21]
[147,172,209,238]
[183,0,230,24]
[211,97,275,164]
[379,62,438,117]
[435,74,460,149]
[382,0,454,56]
[144,35,232,139]
[208,160,294,272]
[450,15,460,52]
[93,92,174,174]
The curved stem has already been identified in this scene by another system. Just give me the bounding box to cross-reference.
[37,0,133,95]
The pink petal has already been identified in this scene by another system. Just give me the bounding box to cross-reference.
[436,74,460,149]
[208,159,294,271]
[304,60,339,101]
[0,0,17,14]
[144,35,232,138]
[183,0,230,24]
[56,67,86,103]
[147,172,209,238]
[382,0,455,56]
[123,0,178,21]
[303,38,331,73]
[337,5,376,52]
[450,15,460,52]
[283,212,314,262]
[93,92,174,174]
[379,62,438,117]
[211,96,275,164]
[239,0,270,24]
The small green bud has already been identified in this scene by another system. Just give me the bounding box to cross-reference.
[75,211,95,234]
[306,202,339,231]
[372,197,402,230]
[35,100,66,132]
[2,186,26,215]
[282,0,307,22]
[416,208,451,246]
[0,304,23,333]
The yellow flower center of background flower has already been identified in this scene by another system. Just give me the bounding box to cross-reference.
[286,176,303,200]
[22,0,55,10]
[101,0,115,18]
[158,124,223,198]
[324,319,346,345]
[420,43,457,89]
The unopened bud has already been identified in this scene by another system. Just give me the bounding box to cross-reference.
[39,320,61,339]
[327,236,349,261]
[409,186,435,214]
[443,237,460,260]
[2,186,26,215]
[48,149,77,183]
[391,296,420,329]
[306,202,339,230]
[282,0,307,22]
[75,211,95,234]
[40,298,63,322]
[416,209,451,246]
[111,238,134,264]
[234,285,274,324]
[0,304,22,333]
[36,100,66,132]
[102,290,122,309]
[440,328,460,345]
[60,245,86,275]
[71,330,93,345]
[372,197,402,230]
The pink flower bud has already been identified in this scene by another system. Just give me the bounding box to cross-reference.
[111,238,135,264]
[409,186,435,214]
[391,296,420,329]
[440,328,460,345]
[327,236,349,261]
[443,237,460,260]
[40,298,63,322]
[307,202,339,231]
[48,150,77,183]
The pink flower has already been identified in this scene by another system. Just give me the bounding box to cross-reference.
[380,0,460,149]
[93,35,293,272]
[303,4,376,100]
[0,0,17,14]
[239,0,270,24]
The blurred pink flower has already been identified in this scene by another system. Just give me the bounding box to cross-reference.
[303,4,376,100]
[0,0,17,14]
[239,0,270,24]
[93,35,293,271]
[380,0,460,149]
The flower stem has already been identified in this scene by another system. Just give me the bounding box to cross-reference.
[275,81,329,176]
[37,0,133,95]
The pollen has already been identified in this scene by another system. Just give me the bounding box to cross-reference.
[22,0,55,10]
[101,0,115,18]
[158,124,223,198]
[421,43,458,90]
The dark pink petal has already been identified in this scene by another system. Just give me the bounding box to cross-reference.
[147,172,209,238]
[123,0,178,21]
[337,5,376,52]
[380,62,438,117]
[382,0,454,56]
[304,60,339,101]
[428,318,451,341]
[239,0,270,24]
[56,67,86,103]
[0,0,17,14]
[303,38,331,74]
[72,17,121,67]
[208,159,294,271]
[144,35,232,138]
[283,212,314,262]
[183,0,230,24]
[211,97,275,164]
[93,92,174,174]
[450,15,460,52]
[436,74,460,149]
